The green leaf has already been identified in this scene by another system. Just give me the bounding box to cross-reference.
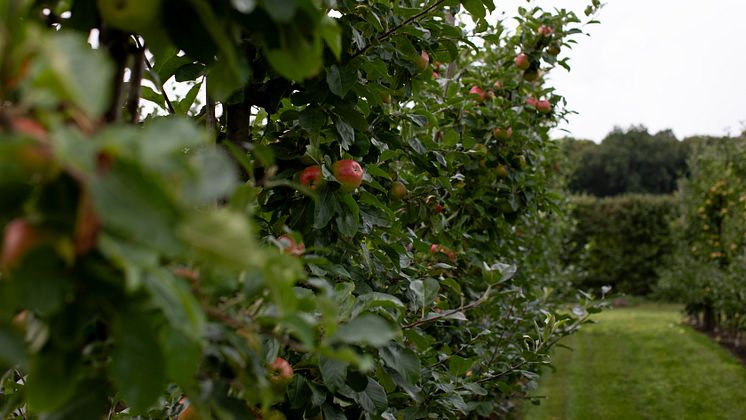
[314,189,336,229]
[91,160,182,255]
[333,314,399,347]
[0,328,25,368]
[334,116,355,150]
[183,146,239,204]
[355,378,388,414]
[140,85,166,109]
[143,269,205,339]
[160,327,202,388]
[265,26,323,81]
[11,247,72,316]
[353,292,405,318]
[326,65,356,98]
[461,0,486,19]
[151,48,194,83]
[320,16,342,60]
[26,347,79,413]
[174,80,203,115]
[262,0,296,22]
[110,307,167,414]
[448,355,477,376]
[177,208,261,270]
[380,345,421,385]
[31,32,114,117]
[319,357,348,392]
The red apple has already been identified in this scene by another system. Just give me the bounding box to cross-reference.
[278,235,305,256]
[332,160,364,192]
[430,244,440,253]
[432,71,440,79]
[536,100,552,114]
[416,51,430,72]
[434,203,444,214]
[268,357,294,386]
[525,97,539,108]
[538,25,554,36]
[469,85,486,102]
[12,117,48,142]
[514,53,530,70]
[299,165,324,190]
[2,219,42,270]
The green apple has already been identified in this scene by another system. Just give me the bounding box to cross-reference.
[97,0,163,33]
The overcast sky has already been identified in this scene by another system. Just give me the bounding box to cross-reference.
[495,0,746,142]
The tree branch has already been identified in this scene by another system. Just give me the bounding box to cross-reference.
[350,0,448,60]
[402,285,491,329]
[132,36,175,114]
[125,45,145,123]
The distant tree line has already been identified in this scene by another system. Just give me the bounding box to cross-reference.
[562,125,737,197]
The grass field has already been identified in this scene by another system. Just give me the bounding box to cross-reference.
[522,304,746,420]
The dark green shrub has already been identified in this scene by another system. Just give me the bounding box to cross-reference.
[565,194,678,295]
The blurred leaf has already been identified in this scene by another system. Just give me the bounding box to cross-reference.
[177,208,260,270]
[30,32,114,117]
[333,314,399,347]
[110,307,166,414]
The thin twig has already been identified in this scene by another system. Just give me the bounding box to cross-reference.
[475,360,530,384]
[125,45,145,123]
[132,36,175,114]
[205,77,217,135]
[350,0,447,59]
[402,285,491,329]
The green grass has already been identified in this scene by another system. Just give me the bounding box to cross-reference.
[522,303,746,420]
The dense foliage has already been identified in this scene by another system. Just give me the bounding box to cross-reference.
[658,137,746,336]
[0,0,603,418]
[564,126,690,197]
[564,194,677,295]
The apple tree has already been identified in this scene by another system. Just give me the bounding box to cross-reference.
[0,0,603,418]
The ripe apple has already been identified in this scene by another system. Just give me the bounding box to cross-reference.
[97,0,163,33]
[177,400,200,420]
[268,357,294,386]
[389,181,407,200]
[12,117,48,142]
[416,51,430,72]
[536,99,552,114]
[430,244,440,253]
[300,165,324,190]
[514,53,530,70]
[278,235,305,256]
[433,203,444,214]
[525,97,538,108]
[432,71,440,79]
[332,160,364,192]
[1,219,41,270]
[469,86,485,102]
[538,25,554,36]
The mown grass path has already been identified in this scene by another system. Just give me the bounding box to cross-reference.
[522,304,746,420]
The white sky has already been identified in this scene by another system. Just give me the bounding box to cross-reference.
[495,0,746,142]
